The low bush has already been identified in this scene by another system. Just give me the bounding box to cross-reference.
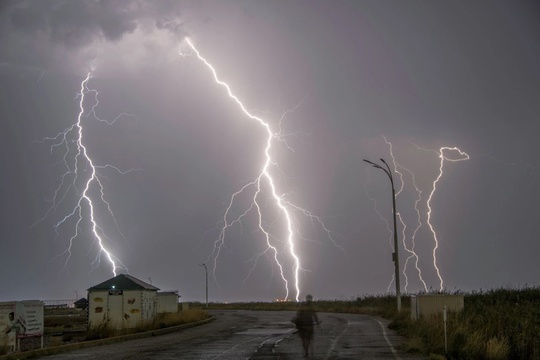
[85,322,117,340]
[154,309,211,328]
[85,309,211,340]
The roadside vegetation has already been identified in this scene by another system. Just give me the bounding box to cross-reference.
[0,309,211,356]
[37,308,210,347]
[202,287,540,359]
[84,309,211,340]
[391,288,540,360]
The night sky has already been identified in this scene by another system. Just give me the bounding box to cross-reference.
[1,1,539,303]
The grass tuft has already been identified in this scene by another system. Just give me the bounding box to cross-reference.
[85,322,117,340]
[486,336,510,360]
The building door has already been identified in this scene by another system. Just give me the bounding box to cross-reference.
[107,291,123,329]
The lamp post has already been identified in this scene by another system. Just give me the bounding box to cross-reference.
[199,263,208,308]
[363,158,401,311]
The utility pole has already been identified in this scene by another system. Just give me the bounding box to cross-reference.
[363,158,401,311]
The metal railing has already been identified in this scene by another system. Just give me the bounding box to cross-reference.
[42,299,77,308]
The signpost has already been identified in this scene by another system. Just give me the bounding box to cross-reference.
[0,301,44,353]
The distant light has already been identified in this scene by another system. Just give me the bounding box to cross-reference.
[112,285,115,289]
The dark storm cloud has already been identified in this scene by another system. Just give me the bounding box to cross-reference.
[4,0,187,46]
[0,0,188,71]
[27,1,136,46]
[4,1,136,46]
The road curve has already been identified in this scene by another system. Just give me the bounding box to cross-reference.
[40,310,425,359]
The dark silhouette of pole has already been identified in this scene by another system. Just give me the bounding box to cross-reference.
[199,263,208,308]
[363,158,402,311]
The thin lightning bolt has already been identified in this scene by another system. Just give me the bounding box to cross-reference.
[183,38,338,301]
[425,146,470,290]
[396,213,410,290]
[35,73,134,276]
[369,137,467,293]
[384,137,428,292]
[406,169,428,292]
[401,141,469,291]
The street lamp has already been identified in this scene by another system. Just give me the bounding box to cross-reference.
[363,158,402,311]
[199,263,208,308]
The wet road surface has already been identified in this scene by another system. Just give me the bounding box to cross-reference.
[41,310,426,359]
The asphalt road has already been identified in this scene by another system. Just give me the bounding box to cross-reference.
[40,310,426,359]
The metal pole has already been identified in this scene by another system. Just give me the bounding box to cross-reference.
[387,166,402,312]
[363,158,402,312]
[199,263,208,308]
[444,306,448,353]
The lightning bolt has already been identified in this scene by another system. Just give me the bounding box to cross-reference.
[182,38,338,301]
[34,73,135,276]
[425,146,470,290]
[405,169,428,292]
[384,137,428,292]
[367,137,468,293]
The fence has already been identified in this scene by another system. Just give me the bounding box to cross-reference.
[42,299,76,308]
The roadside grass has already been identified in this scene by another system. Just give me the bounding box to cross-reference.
[0,345,8,356]
[84,309,211,340]
[150,309,211,329]
[0,310,212,356]
[390,288,540,360]
[205,287,540,359]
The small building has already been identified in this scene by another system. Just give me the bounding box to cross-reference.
[87,274,160,329]
[74,298,89,310]
[411,294,464,320]
[157,291,179,313]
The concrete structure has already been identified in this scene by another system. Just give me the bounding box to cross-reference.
[157,291,179,313]
[87,274,161,329]
[411,294,464,320]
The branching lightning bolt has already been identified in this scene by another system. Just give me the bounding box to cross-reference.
[183,38,338,301]
[384,137,428,292]
[367,137,468,293]
[34,73,135,276]
[425,146,470,290]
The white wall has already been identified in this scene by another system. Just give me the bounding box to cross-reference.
[88,290,158,329]
[122,290,143,328]
[88,291,108,327]
[157,293,179,313]
[141,291,157,322]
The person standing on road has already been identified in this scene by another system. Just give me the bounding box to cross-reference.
[294,294,320,358]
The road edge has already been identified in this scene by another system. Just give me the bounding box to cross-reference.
[0,317,215,360]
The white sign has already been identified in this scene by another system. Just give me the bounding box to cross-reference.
[0,301,43,341]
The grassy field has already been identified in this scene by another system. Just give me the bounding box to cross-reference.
[384,288,540,360]
[200,287,540,360]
